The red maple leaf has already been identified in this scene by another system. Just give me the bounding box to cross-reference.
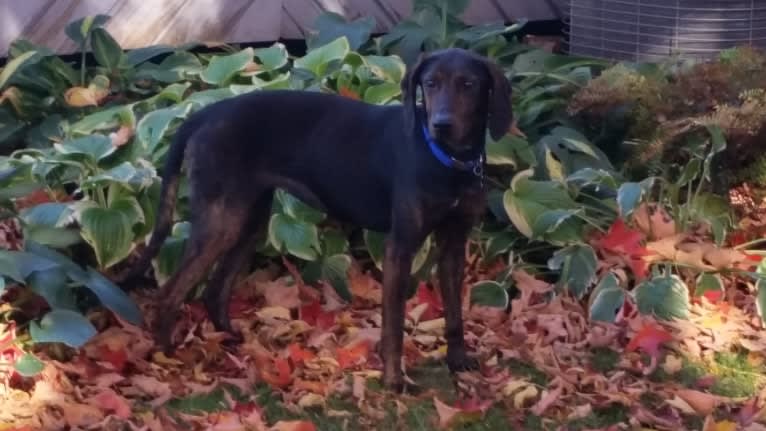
[626,323,673,357]
[594,218,651,279]
[99,345,128,372]
[299,299,336,330]
[414,282,443,320]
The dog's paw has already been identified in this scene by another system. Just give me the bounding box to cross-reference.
[446,350,479,373]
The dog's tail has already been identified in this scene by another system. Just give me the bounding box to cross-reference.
[118,114,201,286]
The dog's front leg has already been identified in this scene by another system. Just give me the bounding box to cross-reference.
[380,232,419,392]
[436,221,479,373]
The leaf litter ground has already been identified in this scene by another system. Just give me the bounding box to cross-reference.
[5,188,766,430]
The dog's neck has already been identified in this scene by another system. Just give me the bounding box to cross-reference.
[416,107,486,178]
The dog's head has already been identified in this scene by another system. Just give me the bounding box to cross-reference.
[401,48,512,153]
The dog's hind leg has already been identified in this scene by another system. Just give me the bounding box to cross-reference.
[203,192,274,340]
[154,200,250,353]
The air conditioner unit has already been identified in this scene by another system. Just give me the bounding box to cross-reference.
[561,0,766,62]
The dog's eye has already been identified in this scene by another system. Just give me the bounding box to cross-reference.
[424,79,437,88]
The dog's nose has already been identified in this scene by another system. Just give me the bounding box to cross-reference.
[431,114,453,132]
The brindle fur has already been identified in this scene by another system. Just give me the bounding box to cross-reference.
[123,48,512,392]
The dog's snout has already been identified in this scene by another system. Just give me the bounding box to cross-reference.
[431,114,453,131]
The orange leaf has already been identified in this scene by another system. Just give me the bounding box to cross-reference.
[64,86,109,107]
[336,340,370,370]
[338,86,360,100]
[261,358,293,388]
[270,420,317,431]
[109,125,134,147]
[626,323,673,357]
[287,343,316,365]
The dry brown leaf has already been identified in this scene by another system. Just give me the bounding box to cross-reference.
[676,389,720,416]
[62,402,105,428]
[109,125,134,147]
[258,278,301,309]
[632,203,676,240]
[530,385,563,416]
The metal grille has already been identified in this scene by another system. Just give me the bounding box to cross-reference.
[559,0,766,62]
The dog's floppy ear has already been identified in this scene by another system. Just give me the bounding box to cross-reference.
[483,59,513,141]
[401,53,429,134]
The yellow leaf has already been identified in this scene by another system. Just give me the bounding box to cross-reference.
[152,351,184,366]
[513,385,539,409]
[662,354,683,375]
[712,420,737,431]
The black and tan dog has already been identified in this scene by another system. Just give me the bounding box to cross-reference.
[126,47,512,391]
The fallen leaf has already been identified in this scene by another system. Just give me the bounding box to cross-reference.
[662,354,683,375]
[626,323,673,357]
[88,388,131,419]
[530,386,563,416]
[287,343,316,365]
[270,420,317,431]
[259,278,301,309]
[62,402,105,428]
[336,340,370,370]
[676,389,719,416]
[261,358,293,388]
[433,397,489,429]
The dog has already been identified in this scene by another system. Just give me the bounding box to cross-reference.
[125,47,512,391]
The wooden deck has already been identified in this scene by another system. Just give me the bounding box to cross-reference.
[0,0,561,57]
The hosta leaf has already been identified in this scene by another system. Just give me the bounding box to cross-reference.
[70,104,136,135]
[275,189,326,224]
[566,168,618,191]
[364,230,385,270]
[294,37,350,77]
[136,104,192,154]
[470,280,509,308]
[79,207,133,269]
[758,279,766,325]
[65,14,110,46]
[695,273,724,298]
[363,82,400,104]
[23,226,82,249]
[321,254,352,302]
[78,268,142,325]
[0,251,24,282]
[0,51,42,90]
[365,55,406,83]
[27,267,76,310]
[254,44,289,71]
[532,209,582,237]
[83,161,156,191]
[548,244,597,298]
[617,182,643,217]
[54,135,115,162]
[19,202,74,227]
[110,196,145,226]
[322,229,349,256]
[30,309,97,347]
[485,230,517,259]
[25,241,87,280]
[308,12,375,51]
[154,222,190,284]
[0,250,59,280]
[589,273,624,322]
[634,273,690,320]
[91,27,124,71]
[503,173,579,241]
[201,48,253,86]
[14,353,44,377]
[268,213,320,261]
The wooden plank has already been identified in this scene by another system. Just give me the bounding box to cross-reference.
[1,0,560,57]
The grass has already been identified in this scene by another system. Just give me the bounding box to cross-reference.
[156,350,766,430]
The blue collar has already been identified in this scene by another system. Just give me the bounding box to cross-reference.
[421,122,484,178]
